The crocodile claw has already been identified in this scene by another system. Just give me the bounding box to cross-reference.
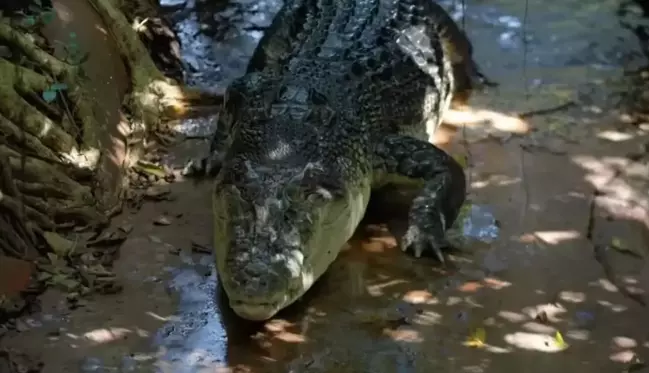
[182,153,222,179]
[400,219,447,265]
[182,158,207,177]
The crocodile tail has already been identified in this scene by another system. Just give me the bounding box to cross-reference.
[429,4,498,107]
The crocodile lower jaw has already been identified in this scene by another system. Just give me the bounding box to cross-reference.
[229,297,288,321]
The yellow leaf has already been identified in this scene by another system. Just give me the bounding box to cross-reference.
[463,327,486,348]
[453,153,468,169]
[134,160,167,178]
[554,330,568,349]
[43,231,76,256]
[610,237,642,258]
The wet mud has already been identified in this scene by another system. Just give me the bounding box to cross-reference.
[4,0,649,372]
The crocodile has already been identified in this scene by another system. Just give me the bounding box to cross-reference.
[191,0,492,321]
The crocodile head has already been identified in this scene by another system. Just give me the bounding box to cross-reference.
[212,160,369,321]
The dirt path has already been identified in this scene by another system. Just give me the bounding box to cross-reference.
[4,0,649,372]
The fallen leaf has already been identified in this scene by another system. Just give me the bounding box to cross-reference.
[153,216,172,226]
[134,161,167,178]
[554,330,569,349]
[191,241,212,254]
[87,230,128,248]
[453,153,468,169]
[610,237,643,259]
[45,253,68,269]
[463,327,486,348]
[43,231,76,256]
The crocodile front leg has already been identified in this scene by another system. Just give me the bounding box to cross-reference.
[373,135,466,263]
[182,121,231,178]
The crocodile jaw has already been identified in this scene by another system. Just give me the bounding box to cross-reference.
[214,180,371,321]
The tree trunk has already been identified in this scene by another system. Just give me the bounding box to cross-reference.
[0,0,220,296]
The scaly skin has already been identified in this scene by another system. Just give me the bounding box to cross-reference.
[192,0,485,321]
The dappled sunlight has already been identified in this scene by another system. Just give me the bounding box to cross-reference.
[610,350,638,363]
[503,332,567,352]
[82,327,136,344]
[263,319,306,343]
[138,79,222,121]
[443,106,531,135]
[367,279,410,296]
[471,174,521,189]
[597,130,635,142]
[596,299,629,313]
[51,1,74,24]
[146,311,179,322]
[94,24,109,36]
[530,230,581,245]
[520,321,558,335]
[384,328,424,342]
[572,154,649,208]
[61,146,100,168]
[558,291,587,303]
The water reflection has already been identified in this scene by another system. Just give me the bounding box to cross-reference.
[153,253,227,373]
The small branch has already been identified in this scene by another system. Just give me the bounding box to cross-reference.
[517,100,576,119]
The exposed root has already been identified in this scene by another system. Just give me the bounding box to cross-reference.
[0,152,41,260]
[0,0,219,317]
[0,16,111,260]
[87,0,223,129]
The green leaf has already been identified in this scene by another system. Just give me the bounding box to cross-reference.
[49,83,68,91]
[72,52,90,66]
[41,11,55,24]
[22,16,36,27]
[42,90,57,103]
[69,32,77,39]
[43,231,76,256]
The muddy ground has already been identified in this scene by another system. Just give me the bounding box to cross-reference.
[4,0,649,372]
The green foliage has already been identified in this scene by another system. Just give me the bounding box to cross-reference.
[14,0,91,103]
[42,82,67,103]
[53,32,91,66]
[20,0,56,28]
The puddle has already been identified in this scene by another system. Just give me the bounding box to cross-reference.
[153,255,228,372]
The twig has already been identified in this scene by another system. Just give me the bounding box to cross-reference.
[184,134,211,140]
[517,101,576,119]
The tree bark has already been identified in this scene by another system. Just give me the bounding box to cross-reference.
[0,0,219,267]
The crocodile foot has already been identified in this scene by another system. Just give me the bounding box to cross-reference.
[181,152,222,180]
[400,209,449,264]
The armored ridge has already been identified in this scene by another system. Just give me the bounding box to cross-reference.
[193,0,489,321]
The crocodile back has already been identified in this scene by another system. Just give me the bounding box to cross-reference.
[247,0,455,135]
[225,0,457,182]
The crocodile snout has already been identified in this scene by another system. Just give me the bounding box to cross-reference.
[222,253,304,320]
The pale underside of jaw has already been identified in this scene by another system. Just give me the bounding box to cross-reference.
[222,183,372,321]
[229,297,287,321]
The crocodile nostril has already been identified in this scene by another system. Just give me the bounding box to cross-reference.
[243,262,268,277]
